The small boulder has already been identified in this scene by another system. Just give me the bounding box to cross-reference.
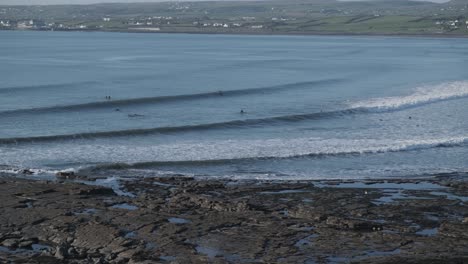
[56,171,75,179]
[54,245,67,259]
[21,169,34,175]
[18,240,34,248]
[1,238,19,248]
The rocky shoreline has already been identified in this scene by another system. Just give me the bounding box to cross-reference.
[0,174,467,263]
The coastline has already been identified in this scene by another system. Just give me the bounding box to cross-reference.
[2,28,468,39]
[1,174,467,263]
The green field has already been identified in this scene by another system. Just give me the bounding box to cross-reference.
[1,0,467,36]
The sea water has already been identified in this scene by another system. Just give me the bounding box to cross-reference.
[0,31,467,180]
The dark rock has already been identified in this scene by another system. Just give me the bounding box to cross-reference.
[400,240,414,246]
[325,216,382,231]
[117,249,139,260]
[54,245,67,259]
[67,247,78,257]
[77,188,115,196]
[0,175,467,263]
[18,240,34,248]
[1,238,19,248]
[289,205,327,221]
[21,169,34,175]
[92,257,104,264]
[56,171,75,178]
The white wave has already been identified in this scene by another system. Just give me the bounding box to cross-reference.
[0,167,77,176]
[76,177,136,197]
[350,81,468,111]
[1,136,466,168]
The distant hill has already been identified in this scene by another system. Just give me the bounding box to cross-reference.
[0,0,466,36]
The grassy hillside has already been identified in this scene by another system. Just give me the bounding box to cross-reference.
[1,0,467,35]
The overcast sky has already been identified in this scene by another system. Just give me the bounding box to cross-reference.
[0,0,450,5]
[0,0,246,4]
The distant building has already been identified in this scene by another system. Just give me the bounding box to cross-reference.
[17,20,33,29]
[0,20,11,27]
[131,27,160,31]
[251,25,264,29]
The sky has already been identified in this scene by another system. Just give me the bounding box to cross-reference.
[0,0,249,4]
[0,0,450,5]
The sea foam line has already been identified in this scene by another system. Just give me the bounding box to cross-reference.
[350,81,468,111]
[1,136,466,171]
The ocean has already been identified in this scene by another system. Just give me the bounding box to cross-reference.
[0,31,467,180]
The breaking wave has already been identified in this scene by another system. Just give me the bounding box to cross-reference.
[94,136,468,168]
[1,136,466,173]
[0,80,467,144]
[350,81,468,111]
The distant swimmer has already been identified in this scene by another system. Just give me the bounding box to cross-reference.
[240,109,245,114]
[105,96,112,100]
[408,116,412,120]
[115,108,120,112]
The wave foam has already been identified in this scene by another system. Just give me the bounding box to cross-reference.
[0,167,76,179]
[1,136,466,170]
[350,81,468,111]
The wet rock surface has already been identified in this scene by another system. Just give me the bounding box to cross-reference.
[0,175,467,263]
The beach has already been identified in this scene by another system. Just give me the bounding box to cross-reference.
[0,174,467,263]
